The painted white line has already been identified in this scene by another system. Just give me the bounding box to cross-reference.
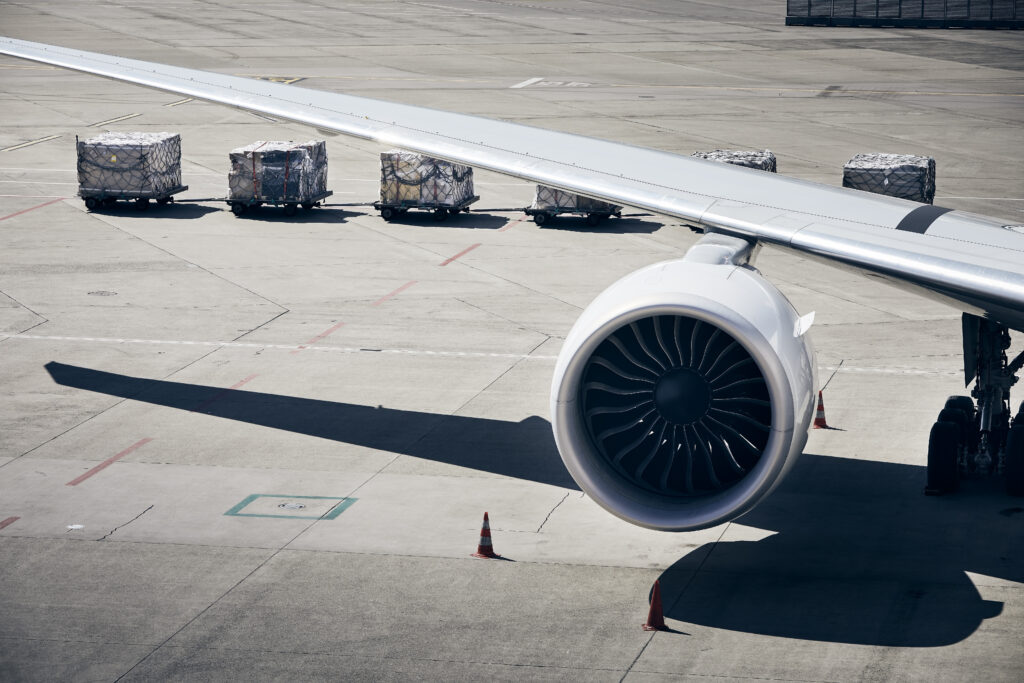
[510,77,544,89]
[821,364,958,377]
[164,97,194,107]
[91,113,142,127]
[1,135,62,153]
[0,180,76,185]
[3,333,557,361]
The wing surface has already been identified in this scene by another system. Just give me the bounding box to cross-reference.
[2,37,1022,329]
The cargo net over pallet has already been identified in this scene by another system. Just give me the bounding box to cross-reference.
[376,150,477,221]
[228,140,330,216]
[843,153,936,204]
[691,149,777,173]
[77,132,185,210]
[527,185,622,226]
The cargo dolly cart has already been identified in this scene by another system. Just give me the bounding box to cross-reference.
[81,185,188,211]
[524,205,621,227]
[227,190,333,217]
[373,194,479,222]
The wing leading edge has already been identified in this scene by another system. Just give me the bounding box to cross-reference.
[2,37,1022,329]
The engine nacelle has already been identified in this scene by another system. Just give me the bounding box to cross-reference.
[551,257,816,531]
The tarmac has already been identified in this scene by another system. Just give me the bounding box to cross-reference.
[1,1,1022,680]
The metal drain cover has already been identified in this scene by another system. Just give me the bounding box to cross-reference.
[277,502,306,511]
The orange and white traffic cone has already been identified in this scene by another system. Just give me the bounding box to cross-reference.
[642,579,667,631]
[813,390,829,429]
[471,512,500,559]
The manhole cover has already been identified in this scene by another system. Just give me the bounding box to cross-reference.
[87,290,117,296]
[278,502,306,511]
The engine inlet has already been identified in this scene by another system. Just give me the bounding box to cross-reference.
[580,315,771,497]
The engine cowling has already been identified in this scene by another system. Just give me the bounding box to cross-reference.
[550,258,816,531]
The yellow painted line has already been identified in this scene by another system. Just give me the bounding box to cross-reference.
[91,113,142,127]
[1,135,61,153]
[164,97,194,107]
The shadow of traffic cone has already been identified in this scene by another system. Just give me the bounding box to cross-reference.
[642,579,667,631]
[471,512,500,559]
[813,390,829,429]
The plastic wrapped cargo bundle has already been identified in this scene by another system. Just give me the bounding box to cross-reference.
[379,151,474,207]
[530,185,620,213]
[842,153,935,204]
[691,149,777,172]
[228,140,328,201]
[77,132,182,196]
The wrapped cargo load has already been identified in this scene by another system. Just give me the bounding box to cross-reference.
[843,153,936,204]
[691,149,777,172]
[228,140,328,202]
[77,132,184,205]
[379,151,475,207]
[527,185,622,226]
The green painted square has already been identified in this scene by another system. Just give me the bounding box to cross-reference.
[225,494,356,520]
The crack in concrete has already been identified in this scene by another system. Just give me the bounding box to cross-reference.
[98,505,154,541]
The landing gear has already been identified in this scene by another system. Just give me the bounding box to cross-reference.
[926,314,1024,495]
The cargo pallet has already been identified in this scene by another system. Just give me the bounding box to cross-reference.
[373,195,479,222]
[524,206,621,227]
[227,190,333,217]
[81,185,188,211]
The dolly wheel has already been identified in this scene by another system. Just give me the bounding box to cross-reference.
[381,207,394,221]
[156,197,170,206]
[230,203,246,216]
[533,213,548,226]
[586,213,600,226]
[134,197,150,211]
[284,203,298,217]
[433,208,447,221]
[302,202,314,210]
[84,197,99,211]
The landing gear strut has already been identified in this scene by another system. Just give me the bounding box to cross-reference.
[926,314,1024,495]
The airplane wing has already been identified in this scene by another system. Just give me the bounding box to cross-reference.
[1,36,1022,332]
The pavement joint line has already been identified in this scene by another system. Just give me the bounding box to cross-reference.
[0,134,62,152]
[0,516,20,531]
[439,242,481,266]
[0,196,66,221]
[66,438,154,486]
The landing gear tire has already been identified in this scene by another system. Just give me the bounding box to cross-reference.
[1006,426,1024,496]
[925,421,959,495]
[937,407,969,451]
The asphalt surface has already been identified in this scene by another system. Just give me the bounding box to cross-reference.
[1,1,1023,681]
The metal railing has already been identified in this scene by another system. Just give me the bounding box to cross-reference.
[786,0,1023,26]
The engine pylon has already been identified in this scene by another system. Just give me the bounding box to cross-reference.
[813,390,829,429]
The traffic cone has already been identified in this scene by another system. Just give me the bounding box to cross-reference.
[471,512,500,559]
[813,390,829,429]
[642,579,667,631]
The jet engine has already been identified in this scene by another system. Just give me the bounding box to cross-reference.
[551,249,816,531]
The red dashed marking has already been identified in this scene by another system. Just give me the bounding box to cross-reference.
[0,516,20,531]
[498,216,525,232]
[0,197,65,222]
[372,280,417,306]
[292,321,346,354]
[66,438,153,486]
[192,374,258,412]
[439,243,480,266]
